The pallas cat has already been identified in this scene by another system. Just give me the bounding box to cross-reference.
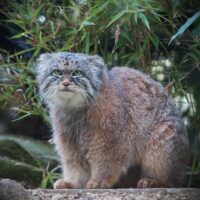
[36,52,189,189]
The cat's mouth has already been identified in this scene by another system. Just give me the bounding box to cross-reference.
[57,85,79,93]
[59,87,74,92]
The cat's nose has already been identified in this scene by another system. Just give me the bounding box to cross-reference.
[62,80,71,87]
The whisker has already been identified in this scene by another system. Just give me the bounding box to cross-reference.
[80,88,95,105]
[79,89,89,105]
[85,92,95,104]
[42,85,57,103]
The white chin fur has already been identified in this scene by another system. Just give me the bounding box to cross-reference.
[54,91,86,108]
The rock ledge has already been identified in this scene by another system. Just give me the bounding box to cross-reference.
[32,188,200,200]
[1,179,200,200]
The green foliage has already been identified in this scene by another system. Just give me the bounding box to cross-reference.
[0,135,60,188]
[0,158,43,188]
[0,140,39,167]
[0,0,200,187]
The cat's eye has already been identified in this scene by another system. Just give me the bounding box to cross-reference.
[53,69,62,76]
[71,70,82,77]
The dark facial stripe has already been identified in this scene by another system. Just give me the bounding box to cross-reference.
[42,75,60,93]
[82,73,98,92]
[42,80,52,93]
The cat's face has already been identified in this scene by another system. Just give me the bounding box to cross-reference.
[36,52,106,109]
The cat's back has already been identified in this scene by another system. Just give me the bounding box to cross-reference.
[106,67,177,129]
[108,66,168,104]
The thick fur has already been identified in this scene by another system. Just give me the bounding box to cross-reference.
[36,52,189,189]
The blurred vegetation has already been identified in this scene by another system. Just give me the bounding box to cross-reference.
[0,134,60,188]
[0,0,200,187]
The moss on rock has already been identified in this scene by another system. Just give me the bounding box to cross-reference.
[0,157,43,188]
[0,136,59,188]
[0,140,39,167]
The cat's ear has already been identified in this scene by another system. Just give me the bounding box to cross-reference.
[38,53,51,62]
[36,53,51,74]
[88,55,106,69]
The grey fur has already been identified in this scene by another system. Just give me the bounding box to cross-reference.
[36,52,189,189]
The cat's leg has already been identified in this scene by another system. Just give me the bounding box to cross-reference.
[86,144,128,189]
[86,159,124,189]
[54,158,89,189]
[53,133,90,189]
[137,121,188,188]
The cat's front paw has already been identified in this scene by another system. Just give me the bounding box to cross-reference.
[54,179,76,189]
[137,178,166,188]
[86,179,112,189]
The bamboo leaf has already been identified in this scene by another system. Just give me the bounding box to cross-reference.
[149,34,159,49]
[81,21,95,27]
[169,11,200,44]
[10,31,32,39]
[10,47,36,57]
[85,33,90,54]
[106,11,126,28]
[139,13,150,30]
[80,21,95,30]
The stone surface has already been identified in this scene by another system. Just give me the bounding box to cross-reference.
[31,188,200,200]
[0,179,32,200]
[1,179,200,200]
